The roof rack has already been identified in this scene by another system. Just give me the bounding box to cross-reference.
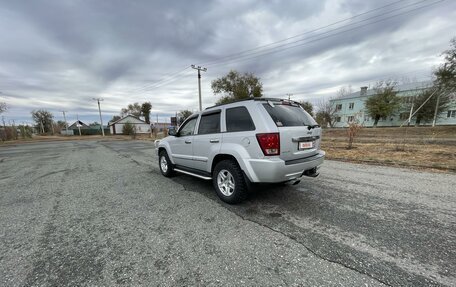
[205,97,300,110]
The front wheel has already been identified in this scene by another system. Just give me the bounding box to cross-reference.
[213,160,247,204]
[159,150,174,177]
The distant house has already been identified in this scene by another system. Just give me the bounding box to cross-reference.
[330,81,456,127]
[108,115,151,134]
[68,120,89,130]
[66,120,108,135]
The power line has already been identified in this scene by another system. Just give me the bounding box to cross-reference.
[199,0,410,66]
[121,0,444,93]
[125,65,192,94]
[205,0,444,68]
[120,1,427,94]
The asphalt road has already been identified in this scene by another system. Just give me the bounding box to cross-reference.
[0,140,455,286]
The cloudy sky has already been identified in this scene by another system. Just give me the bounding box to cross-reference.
[0,0,455,125]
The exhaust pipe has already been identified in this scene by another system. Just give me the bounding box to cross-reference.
[303,167,319,178]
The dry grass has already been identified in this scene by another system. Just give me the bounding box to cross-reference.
[322,126,456,172]
[0,133,166,146]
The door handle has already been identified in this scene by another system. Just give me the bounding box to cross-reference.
[185,140,192,144]
[210,139,220,143]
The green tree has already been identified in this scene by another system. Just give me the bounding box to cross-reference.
[18,125,33,139]
[141,102,152,124]
[110,115,121,123]
[122,121,136,136]
[212,70,263,104]
[121,102,142,117]
[31,109,54,134]
[411,38,455,125]
[56,120,67,128]
[413,89,452,125]
[435,37,456,91]
[299,101,313,116]
[177,110,193,125]
[365,81,400,127]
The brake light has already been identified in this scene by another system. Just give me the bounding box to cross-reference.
[256,133,280,156]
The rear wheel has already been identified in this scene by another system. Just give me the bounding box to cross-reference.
[213,160,247,204]
[159,150,174,177]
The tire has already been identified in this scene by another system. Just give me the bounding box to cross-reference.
[213,160,248,204]
[159,150,174,177]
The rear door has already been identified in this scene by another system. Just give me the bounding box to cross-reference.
[261,101,321,162]
[192,110,222,172]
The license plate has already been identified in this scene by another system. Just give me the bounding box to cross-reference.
[299,141,314,150]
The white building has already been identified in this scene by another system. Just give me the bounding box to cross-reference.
[108,115,151,135]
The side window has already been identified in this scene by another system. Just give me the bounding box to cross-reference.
[226,107,255,132]
[198,112,221,135]
[179,117,197,136]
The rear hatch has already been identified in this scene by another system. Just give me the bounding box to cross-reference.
[261,100,321,162]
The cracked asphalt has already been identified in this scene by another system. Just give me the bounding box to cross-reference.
[0,140,455,286]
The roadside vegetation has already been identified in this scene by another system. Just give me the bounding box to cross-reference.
[322,126,456,172]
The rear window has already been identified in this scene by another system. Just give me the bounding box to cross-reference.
[263,103,317,127]
[226,107,255,132]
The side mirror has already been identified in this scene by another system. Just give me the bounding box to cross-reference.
[168,129,177,136]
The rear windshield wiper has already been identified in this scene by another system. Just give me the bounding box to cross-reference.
[307,124,320,130]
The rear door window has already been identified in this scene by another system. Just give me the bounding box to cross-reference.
[263,103,317,127]
[226,107,255,132]
[198,112,221,134]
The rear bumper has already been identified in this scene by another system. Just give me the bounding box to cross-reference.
[241,151,325,183]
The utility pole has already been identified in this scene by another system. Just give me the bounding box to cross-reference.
[407,103,414,126]
[61,110,69,134]
[191,65,207,111]
[12,120,17,140]
[77,114,82,136]
[432,92,441,127]
[92,98,105,136]
[286,93,293,101]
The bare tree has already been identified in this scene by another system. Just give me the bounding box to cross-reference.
[315,97,339,128]
[0,101,7,114]
[336,85,353,98]
[346,112,363,149]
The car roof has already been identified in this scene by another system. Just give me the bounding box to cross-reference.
[205,97,300,110]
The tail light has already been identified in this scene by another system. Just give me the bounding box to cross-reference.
[256,133,280,156]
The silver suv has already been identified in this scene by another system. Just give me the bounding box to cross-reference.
[156,98,325,204]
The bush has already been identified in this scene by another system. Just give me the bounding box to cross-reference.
[347,122,363,149]
[122,122,136,138]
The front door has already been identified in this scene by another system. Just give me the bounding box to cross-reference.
[169,116,198,167]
